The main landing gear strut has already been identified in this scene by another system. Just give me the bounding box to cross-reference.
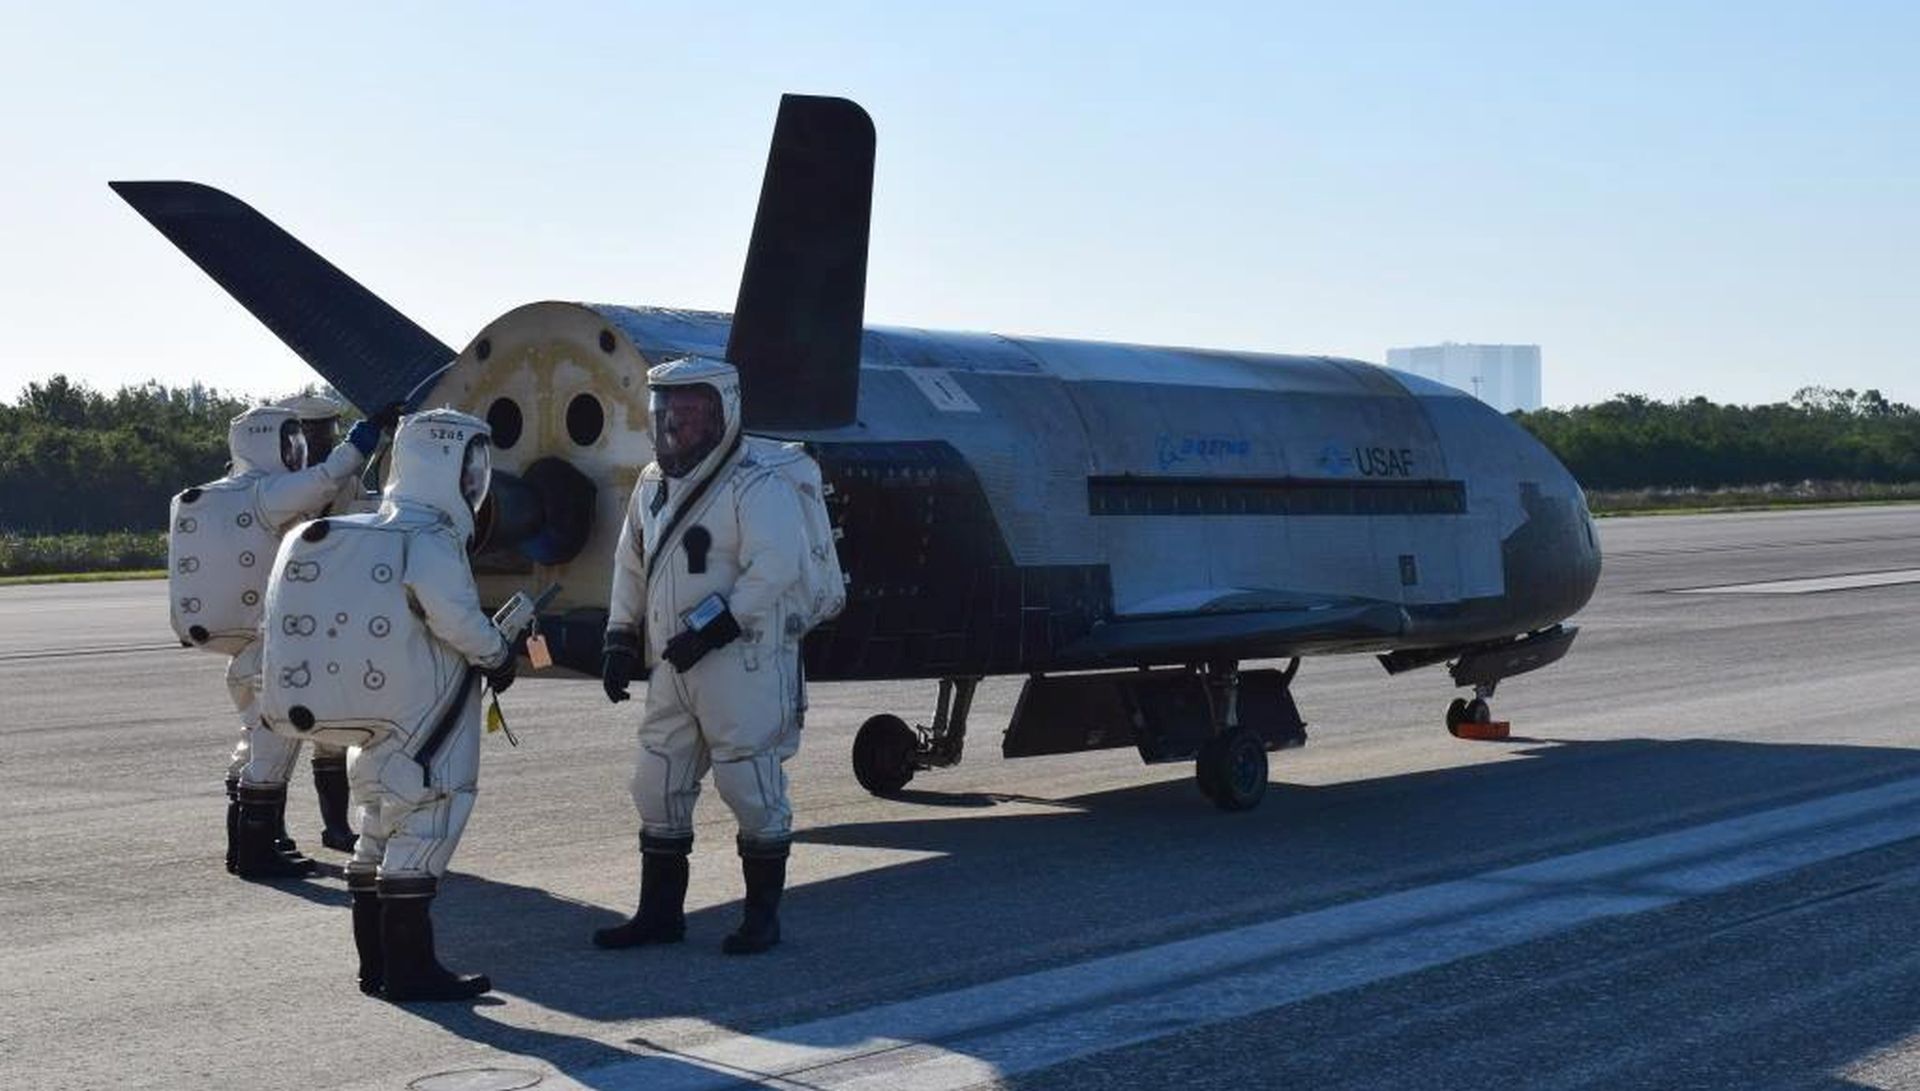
[852,676,980,796]
[1192,659,1287,812]
[850,660,1307,811]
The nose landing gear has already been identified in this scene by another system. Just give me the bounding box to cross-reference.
[1445,682,1508,740]
[1383,627,1578,742]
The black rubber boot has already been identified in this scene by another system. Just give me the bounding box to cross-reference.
[378,878,490,1002]
[234,784,317,880]
[272,789,310,864]
[593,833,691,949]
[224,777,240,875]
[349,874,384,996]
[313,757,356,853]
[722,838,789,956]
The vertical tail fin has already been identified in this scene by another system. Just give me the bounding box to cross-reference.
[725,95,875,430]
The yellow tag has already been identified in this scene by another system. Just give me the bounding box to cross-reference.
[527,632,553,670]
[485,690,520,746]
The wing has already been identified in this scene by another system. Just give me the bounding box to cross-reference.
[110,181,454,413]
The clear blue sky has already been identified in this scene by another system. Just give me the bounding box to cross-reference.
[2,2,1914,408]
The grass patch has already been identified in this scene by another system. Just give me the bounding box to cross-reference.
[1589,480,1920,516]
[0,569,166,586]
[0,530,167,577]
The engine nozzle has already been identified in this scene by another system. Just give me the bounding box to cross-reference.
[473,456,596,565]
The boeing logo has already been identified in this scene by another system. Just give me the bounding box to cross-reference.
[1158,434,1251,470]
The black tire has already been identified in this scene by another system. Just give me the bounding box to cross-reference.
[1446,697,1469,737]
[1464,698,1491,725]
[1197,727,1268,812]
[852,714,919,796]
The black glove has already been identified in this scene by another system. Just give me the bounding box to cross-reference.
[602,628,638,703]
[662,630,706,673]
[484,654,517,695]
[371,402,404,434]
[662,607,741,673]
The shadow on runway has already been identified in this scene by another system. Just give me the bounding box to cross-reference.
[249,861,353,907]
[369,735,1920,1089]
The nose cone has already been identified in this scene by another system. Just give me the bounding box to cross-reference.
[1504,454,1603,631]
[1570,488,1603,609]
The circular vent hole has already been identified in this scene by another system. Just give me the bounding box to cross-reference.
[487,398,524,450]
[566,393,604,446]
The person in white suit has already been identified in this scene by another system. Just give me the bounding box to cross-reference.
[277,392,374,852]
[169,403,375,879]
[261,408,515,1001]
[598,355,812,956]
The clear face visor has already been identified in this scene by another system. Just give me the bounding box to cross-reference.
[461,436,493,513]
[298,417,339,462]
[649,384,723,477]
[278,419,308,472]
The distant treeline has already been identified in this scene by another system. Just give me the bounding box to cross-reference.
[0,376,254,532]
[2,376,1919,533]
[1514,388,1920,490]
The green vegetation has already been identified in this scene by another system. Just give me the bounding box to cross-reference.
[0,569,165,586]
[1515,388,1920,490]
[0,375,252,533]
[0,530,167,576]
[1588,480,1920,516]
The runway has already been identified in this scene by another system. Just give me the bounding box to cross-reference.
[7,504,1920,1090]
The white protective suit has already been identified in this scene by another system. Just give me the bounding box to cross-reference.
[607,356,809,850]
[189,406,367,788]
[335,409,511,887]
[276,393,370,787]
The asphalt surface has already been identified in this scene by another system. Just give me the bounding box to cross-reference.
[5,504,1920,1090]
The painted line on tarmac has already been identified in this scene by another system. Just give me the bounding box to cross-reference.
[1611,531,1920,559]
[0,641,179,663]
[1607,530,1920,560]
[1669,567,1920,595]
[519,774,1920,1091]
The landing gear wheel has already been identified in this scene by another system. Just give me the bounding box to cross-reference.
[852,714,919,796]
[1464,698,1491,725]
[1195,727,1268,812]
[1446,698,1470,737]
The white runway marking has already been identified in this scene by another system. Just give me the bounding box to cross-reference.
[0,641,177,662]
[527,775,1920,1091]
[1671,568,1920,595]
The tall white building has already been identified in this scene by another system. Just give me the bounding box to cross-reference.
[1386,343,1542,413]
